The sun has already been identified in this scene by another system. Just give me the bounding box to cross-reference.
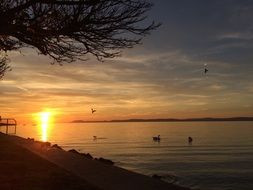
[40,112,51,123]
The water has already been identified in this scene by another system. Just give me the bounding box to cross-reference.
[8,121,253,190]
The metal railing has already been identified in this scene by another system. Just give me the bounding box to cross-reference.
[0,118,17,134]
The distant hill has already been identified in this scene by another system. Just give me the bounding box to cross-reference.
[71,117,253,123]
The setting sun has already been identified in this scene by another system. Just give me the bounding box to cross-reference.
[40,112,51,123]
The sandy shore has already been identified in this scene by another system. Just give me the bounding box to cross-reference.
[0,132,190,190]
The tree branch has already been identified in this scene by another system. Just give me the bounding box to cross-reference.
[0,0,160,77]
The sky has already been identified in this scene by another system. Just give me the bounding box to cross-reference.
[1,0,253,123]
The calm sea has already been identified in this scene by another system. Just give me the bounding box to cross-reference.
[4,121,253,190]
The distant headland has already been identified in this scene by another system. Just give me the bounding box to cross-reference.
[71,117,253,123]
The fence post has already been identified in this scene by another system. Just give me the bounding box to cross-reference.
[6,119,9,134]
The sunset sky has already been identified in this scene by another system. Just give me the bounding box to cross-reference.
[1,0,253,123]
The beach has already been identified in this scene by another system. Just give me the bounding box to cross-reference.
[0,132,189,190]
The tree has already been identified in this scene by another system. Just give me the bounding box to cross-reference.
[0,0,160,78]
[0,56,10,78]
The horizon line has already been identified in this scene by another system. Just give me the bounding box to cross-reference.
[70,116,253,123]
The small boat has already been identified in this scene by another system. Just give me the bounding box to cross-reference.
[153,135,161,141]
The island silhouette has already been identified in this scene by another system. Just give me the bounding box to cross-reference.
[71,117,253,123]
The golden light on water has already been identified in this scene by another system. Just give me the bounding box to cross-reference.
[33,110,59,142]
[38,112,52,142]
[41,122,48,142]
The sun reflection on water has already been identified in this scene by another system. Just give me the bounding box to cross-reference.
[39,112,51,142]
[41,122,48,142]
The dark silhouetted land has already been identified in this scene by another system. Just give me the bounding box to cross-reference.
[0,133,99,190]
[0,133,190,190]
[71,117,253,123]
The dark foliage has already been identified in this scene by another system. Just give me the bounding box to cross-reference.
[0,0,160,78]
[0,56,10,78]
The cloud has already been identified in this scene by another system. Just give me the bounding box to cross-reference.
[3,45,252,118]
[1,0,253,120]
[209,84,225,91]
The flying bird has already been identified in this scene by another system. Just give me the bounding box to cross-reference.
[204,64,208,74]
[91,108,96,114]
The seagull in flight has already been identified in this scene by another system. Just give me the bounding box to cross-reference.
[204,63,208,74]
[91,108,96,114]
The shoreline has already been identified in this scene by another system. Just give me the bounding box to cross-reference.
[0,132,191,190]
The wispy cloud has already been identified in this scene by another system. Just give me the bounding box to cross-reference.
[1,0,253,121]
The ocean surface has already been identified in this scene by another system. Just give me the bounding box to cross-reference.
[3,121,253,190]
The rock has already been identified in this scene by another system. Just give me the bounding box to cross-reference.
[68,149,93,160]
[27,137,34,141]
[51,144,62,150]
[97,157,114,165]
[68,149,79,154]
[41,142,51,148]
[81,153,93,160]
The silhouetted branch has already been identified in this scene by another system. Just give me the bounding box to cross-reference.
[0,0,160,77]
[0,55,11,79]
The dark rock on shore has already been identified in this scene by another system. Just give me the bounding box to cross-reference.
[27,137,35,141]
[81,153,93,160]
[68,149,93,160]
[68,149,79,154]
[52,144,63,150]
[95,157,114,165]
[40,141,51,148]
